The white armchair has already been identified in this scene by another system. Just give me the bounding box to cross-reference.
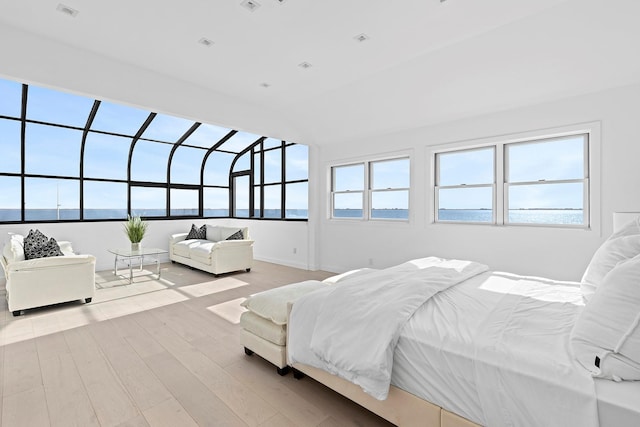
[169,225,253,276]
[1,234,96,316]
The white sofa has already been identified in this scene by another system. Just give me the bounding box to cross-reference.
[169,225,253,276]
[1,234,96,316]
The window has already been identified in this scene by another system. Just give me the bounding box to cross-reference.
[506,135,587,225]
[435,147,494,223]
[433,129,592,227]
[331,156,410,221]
[0,76,308,224]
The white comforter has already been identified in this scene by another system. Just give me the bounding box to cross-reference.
[288,257,489,400]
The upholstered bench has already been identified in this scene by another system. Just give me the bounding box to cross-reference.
[240,280,327,375]
[240,268,378,375]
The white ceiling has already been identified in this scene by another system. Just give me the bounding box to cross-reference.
[1,0,639,145]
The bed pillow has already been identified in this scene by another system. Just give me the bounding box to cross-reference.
[581,217,640,302]
[571,253,640,380]
[186,224,206,240]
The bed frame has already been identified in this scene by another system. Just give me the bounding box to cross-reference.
[286,303,481,427]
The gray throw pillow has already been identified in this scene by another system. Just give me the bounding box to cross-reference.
[226,229,244,240]
[186,224,206,240]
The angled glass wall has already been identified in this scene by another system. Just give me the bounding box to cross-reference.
[0,77,309,223]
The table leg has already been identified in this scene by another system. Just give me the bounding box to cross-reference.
[114,255,118,276]
[156,257,161,278]
[129,259,133,284]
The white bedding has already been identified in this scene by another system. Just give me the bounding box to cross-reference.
[291,257,489,400]
[289,265,610,427]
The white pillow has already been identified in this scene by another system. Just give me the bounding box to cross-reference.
[240,280,327,325]
[581,217,640,302]
[2,234,25,262]
[571,253,640,380]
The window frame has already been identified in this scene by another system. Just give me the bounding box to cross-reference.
[330,155,411,222]
[434,146,496,224]
[0,79,309,224]
[431,123,600,230]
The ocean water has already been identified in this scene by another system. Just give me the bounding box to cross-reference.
[0,209,308,221]
[0,208,582,224]
[438,209,584,225]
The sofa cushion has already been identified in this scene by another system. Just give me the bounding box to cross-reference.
[24,229,51,260]
[173,239,207,257]
[226,229,244,240]
[190,241,215,261]
[186,224,206,240]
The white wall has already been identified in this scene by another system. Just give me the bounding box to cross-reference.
[315,83,640,281]
[0,218,310,288]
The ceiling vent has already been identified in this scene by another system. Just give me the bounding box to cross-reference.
[198,38,214,47]
[56,3,79,17]
[241,0,261,12]
[260,82,271,88]
[298,62,312,69]
[353,33,370,43]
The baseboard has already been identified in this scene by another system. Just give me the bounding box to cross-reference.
[254,255,310,271]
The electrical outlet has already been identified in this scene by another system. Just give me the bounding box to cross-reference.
[293,247,297,254]
[368,258,373,266]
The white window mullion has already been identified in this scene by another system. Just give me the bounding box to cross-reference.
[495,144,504,225]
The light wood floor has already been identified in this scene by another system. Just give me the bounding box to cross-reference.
[0,260,394,427]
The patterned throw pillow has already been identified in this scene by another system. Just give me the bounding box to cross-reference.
[186,224,206,240]
[23,229,50,260]
[36,238,64,258]
[226,229,244,240]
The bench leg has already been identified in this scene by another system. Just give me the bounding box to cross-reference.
[244,347,254,356]
[277,366,290,376]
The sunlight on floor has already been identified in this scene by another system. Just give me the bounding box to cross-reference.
[0,263,251,346]
[207,297,248,324]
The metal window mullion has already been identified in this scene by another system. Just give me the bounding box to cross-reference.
[20,84,27,222]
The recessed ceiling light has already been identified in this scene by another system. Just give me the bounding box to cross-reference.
[274,0,287,3]
[56,3,78,17]
[240,0,261,12]
[353,33,370,43]
[298,62,312,69]
[198,37,214,47]
[260,82,271,88]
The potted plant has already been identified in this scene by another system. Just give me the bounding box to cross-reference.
[124,215,148,251]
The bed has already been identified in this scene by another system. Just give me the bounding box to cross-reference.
[285,216,640,427]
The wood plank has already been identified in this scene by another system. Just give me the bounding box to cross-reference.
[2,385,50,427]
[2,339,42,397]
[143,351,247,427]
[40,352,100,427]
[99,342,173,411]
[64,327,140,426]
[138,316,276,426]
[225,357,328,427]
[142,397,199,427]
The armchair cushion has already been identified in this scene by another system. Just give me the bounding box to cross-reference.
[2,233,25,263]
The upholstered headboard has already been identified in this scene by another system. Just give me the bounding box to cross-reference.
[613,212,640,232]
